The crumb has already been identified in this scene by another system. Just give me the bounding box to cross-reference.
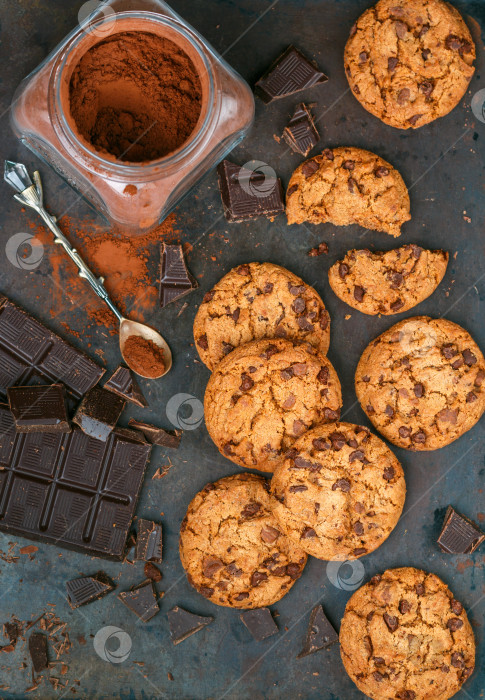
[345,314,351,320]
[308,242,328,256]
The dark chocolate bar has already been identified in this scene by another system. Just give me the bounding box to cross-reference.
[217,160,285,223]
[104,366,148,408]
[128,418,181,449]
[167,606,213,645]
[255,46,328,104]
[7,384,70,433]
[28,632,48,673]
[283,103,319,156]
[66,572,115,608]
[240,608,278,641]
[73,385,126,442]
[118,581,159,622]
[437,506,484,554]
[297,605,338,658]
[0,404,151,559]
[0,294,104,402]
[160,244,198,308]
[135,519,162,562]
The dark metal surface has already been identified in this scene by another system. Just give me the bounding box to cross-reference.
[0,1,484,698]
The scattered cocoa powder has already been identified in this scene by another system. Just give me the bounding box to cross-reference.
[123,336,165,378]
[69,32,202,161]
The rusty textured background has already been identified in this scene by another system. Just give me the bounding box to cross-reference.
[0,0,484,698]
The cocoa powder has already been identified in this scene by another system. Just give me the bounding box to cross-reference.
[123,336,165,378]
[69,32,202,161]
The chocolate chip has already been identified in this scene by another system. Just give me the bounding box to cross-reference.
[323,408,340,420]
[287,184,299,198]
[447,618,464,632]
[286,563,302,579]
[388,56,398,72]
[375,166,390,178]
[263,282,274,294]
[390,299,404,312]
[235,592,249,601]
[422,49,431,61]
[292,297,306,314]
[347,177,358,193]
[352,85,360,95]
[353,548,367,556]
[293,456,313,469]
[203,291,215,303]
[316,367,329,385]
[240,373,254,392]
[302,527,316,539]
[197,334,209,350]
[397,88,410,105]
[349,22,357,37]
[373,657,385,666]
[445,34,463,51]
[302,160,319,178]
[414,383,424,398]
[332,478,350,492]
[312,438,330,451]
[293,420,306,436]
[462,348,477,366]
[199,586,214,598]
[411,430,426,444]
[417,24,429,37]
[385,405,394,418]
[451,357,464,370]
[260,526,280,544]
[415,583,425,597]
[366,404,375,415]
[349,450,365,463]
[451,652,465,669]
[280,367,294,380]
[240,502,261,519]
[451,599,463,615]
[358,52,368,63]
[237,264,250,276]
[396,692,416,700]
[383,466,395,481]
[408,114,423,126]
[283,394,296,409]
[436,408,458,424]
[226,563,243,577]
[319,311,329,330]
[203,557,224,578]
[339,263,349,279]
[372,671,384,683]
[222,342,234,356]
[353,521,364,535]
[289,484,308,493]
[343,160,355,171]
[389,272,403,289]
[329,432,346,450]
[474,370,485,387]
[383,613,399,632]
[370,575,381,586]
[297,317,314,332]
[410,244,422,259]
[441,344,457,359]
[399,599,411,614]
[394,21,407,38]
[251,571,268,587]
[466,392,477,403]
[419,80,434,97]
[291,363,308,377]
[354,286,365,302]
[223,442,235,455]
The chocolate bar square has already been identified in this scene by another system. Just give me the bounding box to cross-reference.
[437,506,484,554]
[283,103,319,157]
[73,385,126,442]
[217,160,285,223]
[7,384,70,433]
[104,366,148,408]
[255,46,328,104]
[160,244,198,308]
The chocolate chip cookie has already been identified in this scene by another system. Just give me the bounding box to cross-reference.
[204,338,342,472]
[328,245,448,315]
[179,473,307,609]
[194,262,330,370]
[286,147,410,237]
[340,567,475,700]
[270,422,405,560]
[344,0,476,129]
[355,317,485,450]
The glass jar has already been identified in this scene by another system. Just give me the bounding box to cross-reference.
[10,0,254,233]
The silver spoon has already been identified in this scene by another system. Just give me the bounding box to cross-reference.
[4,161,172,380]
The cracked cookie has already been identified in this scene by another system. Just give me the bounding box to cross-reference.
[328,245,448,315]
[270,422,405,560]
[204,338,342,472]
[194,262,330,370]
[286,147,410,237]
[344,0,475,129]
[340,567,475,700]
[179,473,307,609]
[355,317,485,450]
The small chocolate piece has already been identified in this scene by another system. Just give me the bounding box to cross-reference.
[217,160,285,223]
[160,243,198,307]
[167,606,213,645]
[7,384,70,433]
[282,103,320,157]
[0,294,104,403]
[135,519,163,562]
[437,506,484,554]
[128,418,181,449]
[0,405,150,559]
[104,366,148,408]
[66,572,115,608]
[73,385,125,442]
[28,632,48,673]
[144,562,163,582]
[308,242,328,257]
[118,581,159,622]
[255,45,328,104]
[240,608,278,641]
[297,605,338,658]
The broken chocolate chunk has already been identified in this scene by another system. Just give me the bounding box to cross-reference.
[73,385,125,442]
[168,606,213,645]
[283,103,320,157]
[128,418,181,449]
[135,519,163,562]
[28,632,48,673]
[240,608,278,641]
[437,506,484,554]
[217,159,285,223]
[160,243,198,307]
[104,366,148,408]
[144,562,163,582]
[7,384,70,433]
[118,581,159,622]
[255,45,328,104]
[297,605,338,658]
[308,242,328,257]
[66,572,115,608]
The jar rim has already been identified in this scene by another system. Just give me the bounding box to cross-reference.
[51,11,215,175]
